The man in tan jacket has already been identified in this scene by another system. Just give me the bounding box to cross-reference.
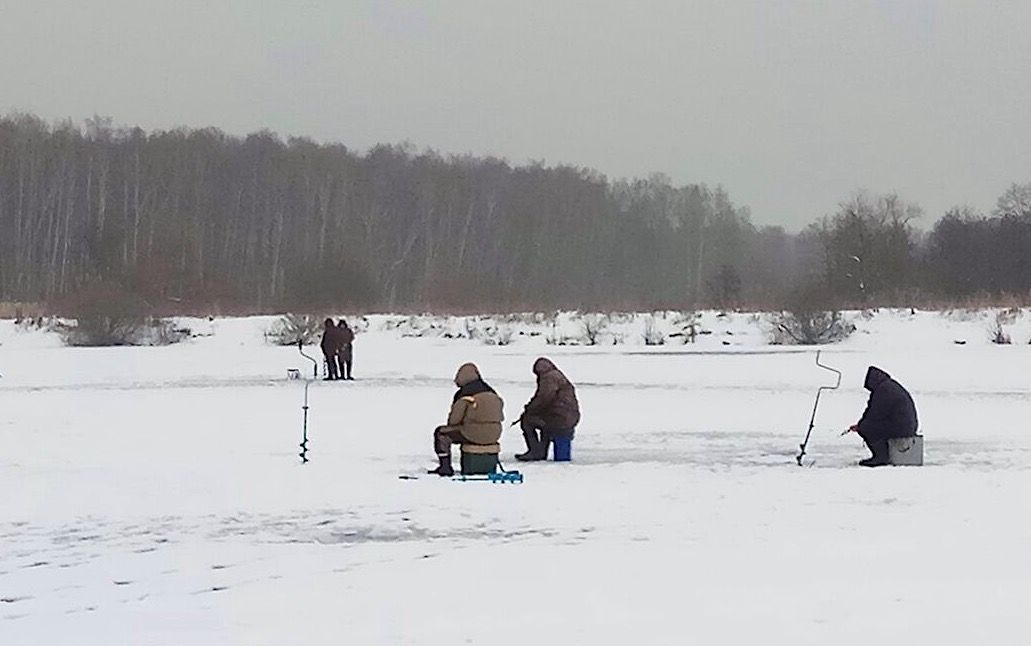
[428,363,505,476]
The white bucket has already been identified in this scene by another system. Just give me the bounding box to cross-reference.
[887,436,923,466]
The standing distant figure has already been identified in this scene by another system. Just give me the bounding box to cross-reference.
[320,318,340,381]
[337,319,355,380]
[848,366,918,467]
[516,357,580,461]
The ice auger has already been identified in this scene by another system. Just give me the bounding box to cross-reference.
[795,350,842,466]
[297,340,319,463]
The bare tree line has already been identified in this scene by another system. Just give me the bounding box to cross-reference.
[800,186,1031,307]
[0,113,1028,313]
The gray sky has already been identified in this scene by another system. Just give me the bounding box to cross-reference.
[2,0,1029,229]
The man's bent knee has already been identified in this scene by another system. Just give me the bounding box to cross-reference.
[520,416,545,433]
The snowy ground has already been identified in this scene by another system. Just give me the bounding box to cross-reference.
[2,309,1030,645]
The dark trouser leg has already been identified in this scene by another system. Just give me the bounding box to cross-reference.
[516,416,549,461]
[858,430,889,466]
[343,348,353,379]
[430,426,463,475]
[323,353,338,380]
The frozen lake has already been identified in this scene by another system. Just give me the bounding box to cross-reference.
[2,310,1030,644]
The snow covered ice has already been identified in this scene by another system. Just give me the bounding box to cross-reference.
[2,310,1030,644]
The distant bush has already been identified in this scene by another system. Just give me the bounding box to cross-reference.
[989,312,1012,345]
[396,315,441,338]
[350,316,371,333]
[463,317,479,340]
[673,311,700,344]
[480,324,514,346]
[771,310,854,345]
[642,315,666,346]
[580,313,608,346]
[15,315,50,332]
[265,313,325,346]
[143,319,192,346]
[56,282,187,346]
[769,282,855,345]
[996,307,1021,325]
[544,313,575,346]
[545,329,574,346]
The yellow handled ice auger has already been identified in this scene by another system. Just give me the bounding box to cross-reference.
[796,350,842,466]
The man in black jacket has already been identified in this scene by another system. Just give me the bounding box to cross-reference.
[848,366,918,467]
[319,318,340,381]
[337,319,354,380]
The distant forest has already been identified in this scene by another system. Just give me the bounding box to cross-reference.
[1,113,1029,313]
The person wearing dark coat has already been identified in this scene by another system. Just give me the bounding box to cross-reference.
[516,357,581,461]
[336,319,355,380]
[848,366,918,467]
[319,318,342,380]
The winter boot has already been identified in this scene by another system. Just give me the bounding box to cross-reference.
[859,439,890,467]
[515,429,547,462]
[427,456,455,477]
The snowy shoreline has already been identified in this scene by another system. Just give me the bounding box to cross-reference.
[2,309,1030,644]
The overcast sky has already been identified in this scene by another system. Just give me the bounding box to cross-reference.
[2,0,1029,229]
